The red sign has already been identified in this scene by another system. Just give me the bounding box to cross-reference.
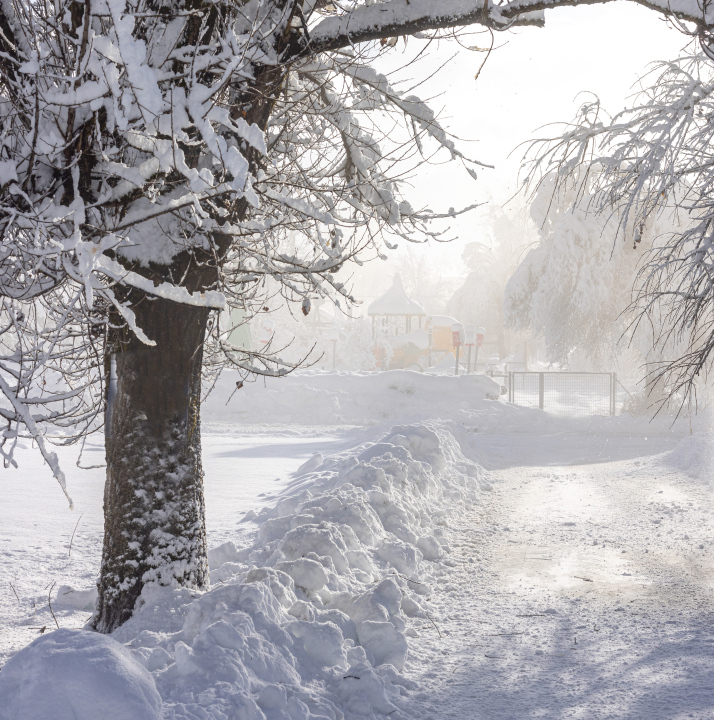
[452,330,463,348]
[476,333,484,347]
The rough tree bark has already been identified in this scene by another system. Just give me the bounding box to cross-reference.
[95,293,211,632]
[92,32,290,631]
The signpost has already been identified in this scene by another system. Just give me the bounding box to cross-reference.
[451,323,464,376]
[464,325,476,374]
[475,326,485,370]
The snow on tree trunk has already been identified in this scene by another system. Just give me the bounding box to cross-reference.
[94,295,210,633]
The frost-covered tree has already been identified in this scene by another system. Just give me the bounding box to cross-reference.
[0,0,706,632]
[521,44,714,393]
[504,170,682,369]
[267,305,380,371]
[393,245,459,315]
[449,208,533,360]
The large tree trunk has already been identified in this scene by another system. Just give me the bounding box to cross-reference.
[90,33,290,632]
[93,295,210,633]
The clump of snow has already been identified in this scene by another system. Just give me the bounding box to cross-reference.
[426,352,459,374]
[54,585,98,612]
[88,422,489,719]
[663,432,714,482]
[296,452,324,475]
[206,541,246,570]
[0,628,162,720]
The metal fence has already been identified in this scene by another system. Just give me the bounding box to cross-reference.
[507,371,618,417]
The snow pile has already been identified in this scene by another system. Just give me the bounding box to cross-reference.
[67,422,486,720]
[0,628,162,720]
[204,369,502,426]
[426,352,459,374]
[54,585,99,612]
[664,432,714,482]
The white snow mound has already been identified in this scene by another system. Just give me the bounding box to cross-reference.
[296,452,324,475]
[54,585,98,612]
[0,628,162,720]
[103,422,490,719]
[664,432,714,482]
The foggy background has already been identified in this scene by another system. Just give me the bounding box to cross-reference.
[251,6,688,387]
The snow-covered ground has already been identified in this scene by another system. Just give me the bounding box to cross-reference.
[1,424,376,666]
[406,428,714,719]
[2,369,713,719]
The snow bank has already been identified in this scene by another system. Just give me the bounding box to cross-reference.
[204,369,502,425]
[664,432,714,482]
[89,422,488,719]
[204,369,696,439]
[0,628,162,720]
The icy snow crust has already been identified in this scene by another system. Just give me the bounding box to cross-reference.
[1,422,488,720]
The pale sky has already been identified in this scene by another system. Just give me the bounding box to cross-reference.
[358,2,689,304]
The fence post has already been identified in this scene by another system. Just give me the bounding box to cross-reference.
[538,372,544,410]
[509,372,513,403]
[611,372,616,415]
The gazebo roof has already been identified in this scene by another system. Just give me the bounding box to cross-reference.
[367,275,426,317]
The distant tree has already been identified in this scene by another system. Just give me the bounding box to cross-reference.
[0,0,704,631]
[449,207,533,360]
[521,44,714,395]
[388,244,464,315]
[503,169,683,370]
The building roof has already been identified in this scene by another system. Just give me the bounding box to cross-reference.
[367,275,426,317]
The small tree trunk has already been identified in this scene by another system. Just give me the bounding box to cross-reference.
[93,295,210,633]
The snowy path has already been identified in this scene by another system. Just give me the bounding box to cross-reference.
[407,432,714,720]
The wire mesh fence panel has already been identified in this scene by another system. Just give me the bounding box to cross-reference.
[507,373,541,409]
[509,372,616,417]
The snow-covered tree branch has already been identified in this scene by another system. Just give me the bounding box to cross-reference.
[519,47,714,402]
